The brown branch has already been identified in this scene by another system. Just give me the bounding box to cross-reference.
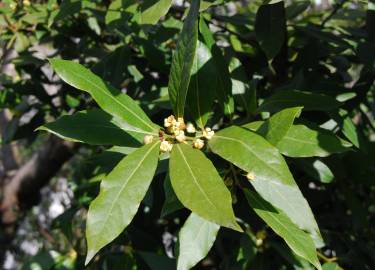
[0,136,76,242]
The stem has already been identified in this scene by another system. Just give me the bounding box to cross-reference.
[317,251,338,263]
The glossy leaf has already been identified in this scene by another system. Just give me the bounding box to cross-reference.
[169,143,241,231]
[259,107,302,146]
[38,109,145,146]
[177,213,220,270]
[277,124,351,157]
[296,159,334,184]
[255,1,286,59]
[49,59,158,134]
[85,141,160,264]
[161,173,184,217]
[168,0,200,118]
[258,90,341,113]
[244,190,321,270]
[208,126,323,247]
[140,0,172,25]
[199,18,234,117]
[187,41,216,128]
[229,57,256,116]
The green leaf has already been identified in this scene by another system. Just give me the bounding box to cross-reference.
[85,141,160,265]
[258,90,341,113]
[105,0,137,28]
[168,0,200,118]
[244,190,321,270]
[38,109,146,146]
[258,107,302,146]
[140,0,172,25]
[169,143,241,231]
[177,213,220,270]
[295,159,334,184]
[286,0,310,20]
[138,251,176,270]
[255,1,286,59]
[49,59,158,134]
[208,126,323,247]
[322,262,340,270]
[187,41,216,129]
[199,18,234,117]
[200,0,223,11]
[242,120,264,131]
[50,0,81,26]
[161,173,184,217]
[277,124,351,157]
[331,110,360,148]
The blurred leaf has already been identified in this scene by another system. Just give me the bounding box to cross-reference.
[258,90,341,113]
[140,0,172,25]
[277,124,351,157]
[187,41,216,129]
[200,18,234,117]
[255,1,286,59]
[161,173,184,217]
[105,0,137,28]
[295,159,334,184]
[51,0,81,25]
[169,143,241,231]
[322,262,340,270]
[286,0,310,20]
[177,213,220,270]
[138,251,176,270]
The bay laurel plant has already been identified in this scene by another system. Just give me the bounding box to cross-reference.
[37,1,357,269]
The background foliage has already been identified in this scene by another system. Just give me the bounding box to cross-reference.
[1,0,375,269]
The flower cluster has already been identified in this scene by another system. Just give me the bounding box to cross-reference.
[142,115,216,153]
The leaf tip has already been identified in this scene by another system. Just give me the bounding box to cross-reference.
[85,249,96,266]
[229,221,243,233]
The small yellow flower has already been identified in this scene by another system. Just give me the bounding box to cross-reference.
[203,127,215,140]
[193,138,204,149]
[176,117,186,130]
[246,171,256,181]
[23,0,30,6]
[143,135,154,145]
[160,140,173,152]
[186,123,196,134]
[10,2,17,10]
[175,130,186,143]
[164,115,176,128]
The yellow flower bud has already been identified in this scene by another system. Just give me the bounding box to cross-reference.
[160,140,173,152]
[193,139,204,149]
[203,127,215,140]
[143,135,154,145]
[177,117,186,129]
[175,130,186,142]
[246,171,256,181]
[186,123,196,134]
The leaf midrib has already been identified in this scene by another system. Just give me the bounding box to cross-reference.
[248,192,316,265]
[94,142,159,238]
[176,145,219,213]
[214,134,283,179]
[67,67,156,132]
